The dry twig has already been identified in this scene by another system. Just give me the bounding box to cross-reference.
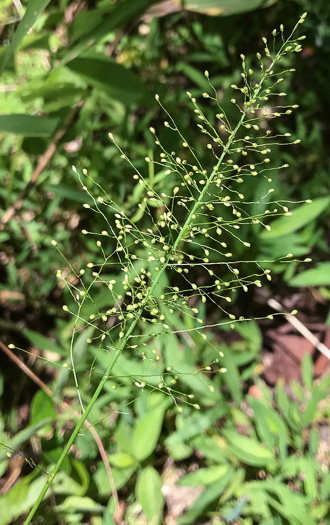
[268,298,330,361]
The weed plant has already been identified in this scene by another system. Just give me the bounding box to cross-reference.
[11,14,314,524]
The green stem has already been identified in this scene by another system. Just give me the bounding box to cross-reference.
[24,117,246,525]
[25,46,283,524]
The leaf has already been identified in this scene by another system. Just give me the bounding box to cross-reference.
[221,352,242,404]
[24,328,66,356]
[222,496,248,522]
[52,460,90,497]
[263,481,318,525]
[234,321,262,354]
[289,263,330,287]
[177,0,273,16]
[178,471,233,524]
[248,398,288,463]
[300,456,318,500]
[177,464,229,487]
[191,435,227,463]
[301,353,314,390]
[61,496,103,513]
[321,473,330,500]
[0,418,54,469]
[309,427,319,456]
[0,0,52,76]
[166,407,224,444]
[220,468,245,503]
[94,463,137,496]
[30,390,56,425]
[0,474,47,525]
[61,0,159,66]
[66,54,151,105]
[260,234,309,259]
[132,405,165,461]
[45,184,94,204]
[302,388,328,427]
[223,429,274,466]
[0,114,59,136]
[114,418,133,455]
[136,467,164,524]
[177,63,210,91]
[108,453,137,469]
[276,379,295,427]
[260,197,330,239]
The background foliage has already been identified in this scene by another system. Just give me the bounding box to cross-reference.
[0,1,329,524]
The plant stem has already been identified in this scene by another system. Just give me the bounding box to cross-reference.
[24,45,283,524]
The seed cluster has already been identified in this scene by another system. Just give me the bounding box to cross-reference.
[49,15,311,411]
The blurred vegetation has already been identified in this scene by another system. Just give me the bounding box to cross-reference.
[0,1,329,524]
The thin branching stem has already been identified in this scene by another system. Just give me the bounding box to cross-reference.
[24,21,305,523]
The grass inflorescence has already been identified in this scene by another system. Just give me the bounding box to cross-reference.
[23,14,310,524]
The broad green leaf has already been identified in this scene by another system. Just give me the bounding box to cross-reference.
[94,464,136,496]
[263,481,318,525]
[114,418,133,455]
[309,427,319,456]
[221,496,248,522]
[321,473,330,500]
[0,233,10,243]
[178,63,210,91]
[66,54,151,105]
[108,453,137,469]
[52,465,89,497]
[301,353,314,390]
[300,456,318,500]
[191,435,227,463]
[260,234,309,259]
[71,5,112,43]
[132,406,165,461]
[166,436,193,461]
[248,398,288,463]
[60,495,103,513]
[164,333,219,398]
[311,502,330,521]
[0,0,52,76]
[136,467,164,524]
[220,468,245,503]
[24,328,66,356]
[276,379,294,426]
[221,352,242,404]
[234,320,262,354]
[30,390,56,425]
[0,473,47,525]
[0,418,54,477]
[43,446,71,475]
[289,263,330,287]
[178,471,233,524]
[178,0,274,16]
[260,197,330,239]
[237,480,317,525]
[166,407,224,445]
[113,352,164,387]
[177,464,229,487]
[235,482,270,519]
[0,114,58,136]
[303,388,328,427]
[45,184,94,204]
[223,429,274,466]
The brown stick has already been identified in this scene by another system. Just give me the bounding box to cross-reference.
[1,101,84,226]
[0,340,120,519]
[268,298,330,360]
